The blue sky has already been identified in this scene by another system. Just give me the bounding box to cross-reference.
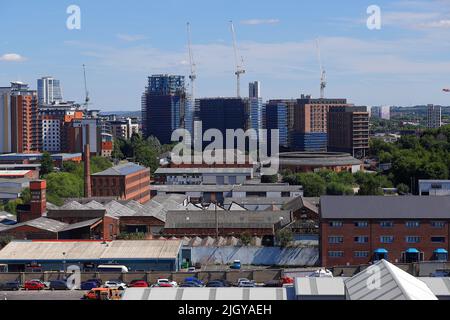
[1,0,450,110]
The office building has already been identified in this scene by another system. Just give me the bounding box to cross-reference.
[0,87,12,153]
[249,81,263,135]
[67,119,103,155]
[37,76,63,106]
[320,196,450,268]
[427,104,442,129]
[109,118,139,140]
[370,106,390,120]
[265,100,289,151]
[327,106,369,159]
[292,96,349,152]
[197,97,248,150]
[141,75,186,144]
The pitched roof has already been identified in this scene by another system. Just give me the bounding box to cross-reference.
[60,218,102,232]
[92,162,147,176]
[1,217,68,233]
[344,259,437,300]
[320,196,450,219]
[165,210,292,229]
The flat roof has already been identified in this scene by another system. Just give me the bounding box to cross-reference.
[122,287,287,300]
[92,162,148,176]
[0,170,31,176]
[0,153,81,160]
[152,184,303,193]
[295,277,347,296]
[155,167,253,175]
[0,240,182,261]
[320,196,450,219]
[279,152,361,167]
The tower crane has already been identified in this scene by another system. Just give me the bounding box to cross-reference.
[187,22,197,98]
[230,20,246,98]
[316,39,327,99]
[82,64,90,110]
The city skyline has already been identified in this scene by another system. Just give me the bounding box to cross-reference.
[1,0,450,110]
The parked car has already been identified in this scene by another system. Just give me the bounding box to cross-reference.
[104,280,127,290]
[156,279,177,287]
[0,281,20,291]
[129,280,149,288]
[83,288,122,300]
[184,277,203,286]
[206,280,226,288]
[238,280,256,288]
[281,276,294,285]
[230,260,241,270]
[179,282,202,288]
[49,280,68,290]
[80,281,99,291]
[151,283,174,288]
[187,267,196,272]
[264,280,282,287]
[85,278,102,287]
[24,281,45,291]
[29,279,50,288]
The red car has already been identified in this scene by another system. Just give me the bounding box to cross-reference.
[24,281,45,291]
[281,276,294,285]
[129,280,149,288]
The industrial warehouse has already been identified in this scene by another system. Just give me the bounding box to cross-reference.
[0,240,186,272]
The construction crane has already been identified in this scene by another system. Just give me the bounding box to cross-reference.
[230,20,246,98]
[187,22,197,98]
[82,64,90,110]
[316,39,327,99]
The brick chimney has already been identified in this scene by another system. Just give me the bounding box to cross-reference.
[30,180,47,217]
[84,144,92,198]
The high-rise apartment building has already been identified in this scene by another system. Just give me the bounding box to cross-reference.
[37,77,63,106]
[197,98,248,149]
[427,104,442,129]
[249,81,263,135]
[1,82,42,153]
[265,100,289,150]
[370,106,390,120]
[292,96,350,152]
[109,118,139,140]
[141,74,186,144]
[327,106,370,159]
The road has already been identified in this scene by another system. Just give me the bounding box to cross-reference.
[0,290,86,300]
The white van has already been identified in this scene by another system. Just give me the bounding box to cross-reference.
[97,265,129,273]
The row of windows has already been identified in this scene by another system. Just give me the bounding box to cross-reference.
[328,236,446,244]
[329,221,446,228]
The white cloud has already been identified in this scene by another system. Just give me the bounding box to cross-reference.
[116,33,148,42]
[0,53,26,62]
[418,19,450,28]
[240,19,280,25]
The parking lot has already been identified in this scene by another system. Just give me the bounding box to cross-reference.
[0,290,86,300]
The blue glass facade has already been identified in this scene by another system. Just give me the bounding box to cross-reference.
[291,132,327,152]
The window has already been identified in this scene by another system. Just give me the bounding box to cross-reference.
[328,251,344,258]
[354,251,369,258]
[354,236,369,244]
[431,221,445,228]
[406,236,420,243]
[329,221,343,228]
[354,221,369,228]
[431,236,446,243]
[380,221,394,228]
[328,236,344,244]
[406,221,420,228]
[380,236,394,243]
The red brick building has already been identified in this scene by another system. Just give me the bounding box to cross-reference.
[91,162,151,204]
[320,196,450,268]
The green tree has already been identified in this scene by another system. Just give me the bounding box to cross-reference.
[90,156,113,174]
[296,173,326,197]
[4,199,23,215]
[0,235,13,248]
[358,175,384,196]
[40,152,54,176]
[20,188,31,203]
[116,232,146,240]
[240,232,252,246]
[396,183,410,195]
[261,174,278,183]
[276,229,293,248]
[112,140,124,160]
[45,172,84,205]
[326,182,354,195]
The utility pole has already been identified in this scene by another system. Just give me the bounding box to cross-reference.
[230,21,245,98]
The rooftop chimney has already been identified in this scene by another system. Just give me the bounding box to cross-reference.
[84,144,92,198]
[30,180,47,217]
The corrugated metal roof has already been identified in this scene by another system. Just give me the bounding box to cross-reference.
[321,196,450,219]
[419,278,450,297]
[60,218,102,232]
[295,277,347,296]
[344,259,437,300]
[0,240,182,260]
[0,217,68,233]
[165,210,292,229]
[122,287,287,300]
[92,162,148,176]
